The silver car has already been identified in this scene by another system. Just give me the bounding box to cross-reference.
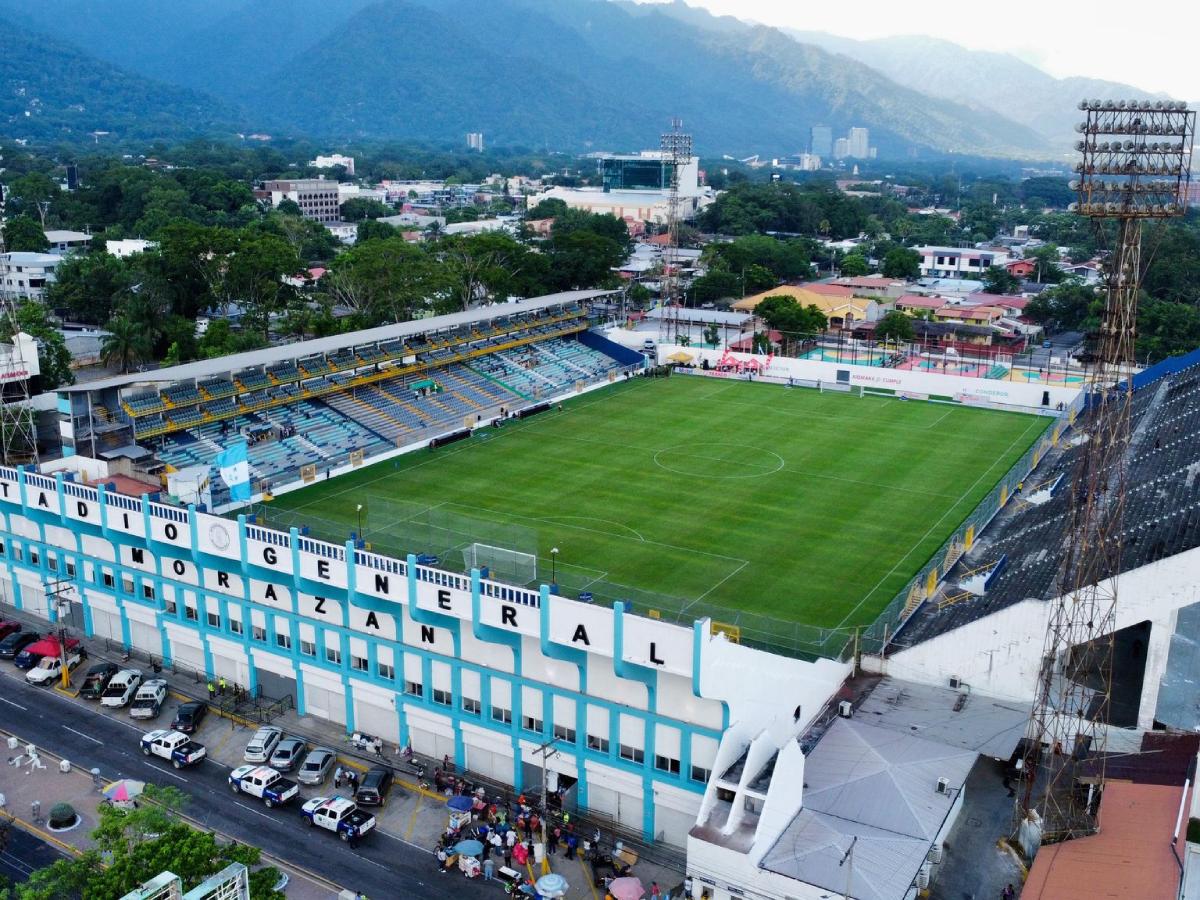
[269,737,309,773]
[296,747,336,786]
[243,726,282,763]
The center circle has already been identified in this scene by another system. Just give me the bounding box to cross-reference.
[651,443,785,479]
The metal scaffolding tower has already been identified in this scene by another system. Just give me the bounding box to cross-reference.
[0,227,39,466]
[658,118,692,345]
[1019,100,1195,844]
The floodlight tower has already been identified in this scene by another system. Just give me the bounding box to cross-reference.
[1019,100,1195,843]
[659,118,692,345]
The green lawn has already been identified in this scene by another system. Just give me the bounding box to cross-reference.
[264,376,1043,635]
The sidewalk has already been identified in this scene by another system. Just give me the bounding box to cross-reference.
[0,727,338,899]
[6,608,686,900]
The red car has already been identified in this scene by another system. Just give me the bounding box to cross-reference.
[0,620,21,642]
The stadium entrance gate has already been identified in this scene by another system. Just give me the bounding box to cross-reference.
[352,682,398,743]
[301,668,346,725]
[255,666,296,708]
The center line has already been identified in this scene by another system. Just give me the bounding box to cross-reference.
[63,725,102,744]
[0,697,27,710]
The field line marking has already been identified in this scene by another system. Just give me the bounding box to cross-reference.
[535,515,645,541]
[692,559,749,603]
[834,416,1044,629]
[926,409,954,429]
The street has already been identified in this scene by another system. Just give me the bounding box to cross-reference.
[0,670,499,900]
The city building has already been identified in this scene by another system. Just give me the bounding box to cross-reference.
[258,178,341,223]
[118,864,250,900]
[467,132,485,152]
[833,137,850,160]
[0,251,63,301]
[106,239,158,258]
[310,153,355,176]
[43,230,93,254]
[809,124,833,157]
[916,246,1010,279]
[324,221,358,244]
[848,127,870,160]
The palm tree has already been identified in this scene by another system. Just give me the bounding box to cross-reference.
[101,315,152,373]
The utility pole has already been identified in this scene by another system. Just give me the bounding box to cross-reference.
[532,737,560,875]
[45,578,74,689]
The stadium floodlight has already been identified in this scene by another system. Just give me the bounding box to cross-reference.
[550,547,559,587]
[1075,102,1196,218]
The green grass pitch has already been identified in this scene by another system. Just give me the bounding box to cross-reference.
[266,376,1044,632]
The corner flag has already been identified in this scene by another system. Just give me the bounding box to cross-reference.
[214,440,252,502]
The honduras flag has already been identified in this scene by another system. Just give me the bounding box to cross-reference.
[214,440,252,502]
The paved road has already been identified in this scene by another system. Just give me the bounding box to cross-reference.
[0,672,497,900]
[0,824,68,886]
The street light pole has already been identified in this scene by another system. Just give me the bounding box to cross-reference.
[550,547,558,588]
[356,503,363,541]
[45,579,73,690]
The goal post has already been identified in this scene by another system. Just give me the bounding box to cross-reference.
[463,543,538,585]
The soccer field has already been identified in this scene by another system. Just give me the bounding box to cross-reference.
[264,376,1044,635]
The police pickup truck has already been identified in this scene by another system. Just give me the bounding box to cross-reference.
[228,765,300,808]
[140,730,207,769]
[300,796,377,841]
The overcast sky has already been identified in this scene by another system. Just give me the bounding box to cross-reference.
[637,0,1199,99]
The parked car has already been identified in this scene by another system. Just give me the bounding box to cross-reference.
[79,662,118,699]
[296,747,336,786]
[25,650,86,686]
[14,637,81,671]
[100,669,143,708]
[268,738,309,773]
[171,700,208,734]
[129,679,169,719]
[0,631,40,662]
[0,619,21,641]
[354,766,394,806]
[243,726,283,763]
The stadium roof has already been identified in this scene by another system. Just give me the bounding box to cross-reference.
[61,290,615,393]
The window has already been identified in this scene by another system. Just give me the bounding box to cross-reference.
[587,734,609,754]
[300,639,316,657]
[326,646,342,665]
[47,556,57,571]
[229,619,244,636]
[29,549,39,565]
[351,654,368,672]
[405,680,423,697]
[11,546,21,562]
[553,724,576,743]
[103,572,115,588]
[462,697,481,715]
[432,688,452,706]
[276,632,292,650]
[690,765,712,784]
[184,605,198,621]
[655,755,681,775]
[491,706,512,725]
[66,559,78,576]
[377,661,394,681]
[619,744,644,764]
[522,715,543,734]
[252,626,267,642]
[142,582,155,600]
[164,597,176,615]
[207,612,220,628]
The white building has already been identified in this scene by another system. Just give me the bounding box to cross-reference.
[106,239,158,258]
[916,246,1011,279]
[467,133,485,152]
[324,221,358,245]
[848,127,870,160]
[310,154,355,176]
[0,251,64,301]
[43,230,93,254]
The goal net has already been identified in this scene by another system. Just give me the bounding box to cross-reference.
[463,543,538,585]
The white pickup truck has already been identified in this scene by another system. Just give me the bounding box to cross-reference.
[140,729,207,769]
[25,650,85,686]
[228,765,299,808]
[300,796,377,842]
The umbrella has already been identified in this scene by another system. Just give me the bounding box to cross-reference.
[453,839,484,857]
[102,779,146,803]
[608,876,646,900]
[666,351,694,364]
[534,873,568,898]
[446,795,473,812]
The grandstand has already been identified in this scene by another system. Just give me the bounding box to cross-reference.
[58,291,636,506]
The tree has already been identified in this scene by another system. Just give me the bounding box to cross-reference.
[691,270,742,305]
[874,310,915,342]
[275,199,303,217]
[101,315,153,373]
[839,253,869,277]
[545,229,625,291]
[982,266,1022,294]
[2,215,49,252]
[881,247,920,279]
[340,197,393,222]
[754,294,828,352]
[356,219,398,244]
[325,237,446,324]
[439,232,550,309]
[1026,244,1066,284]
[0,300,73,390]
[703,323,720,347]
[525,197,568,220]
[1024,283,1098,332]
[45,252,132,325]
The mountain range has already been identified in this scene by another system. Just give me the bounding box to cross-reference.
[0,0,1163,159]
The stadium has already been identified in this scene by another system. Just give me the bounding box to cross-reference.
[4,293,1200,898]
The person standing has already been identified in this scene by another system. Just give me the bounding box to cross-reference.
[650,882,661,898]
[334,766,343,789]
[483,857,494,881]
[218,676,227,696]
[565,833,578,860]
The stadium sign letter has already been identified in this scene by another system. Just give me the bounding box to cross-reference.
[649,642,665,665]
[217,571,230,588]
[421,625,436,644]
[131,547,145,565]
[76,501,89,518]
[314,596,327,614]
[37,492,49,508]
[0,482,7,496]
[375,573,389,595]
[501,605,518,628]
[172,559,186,576]
[264,584,279,602]
[263,546,278,565]
[437,589,451,611]
[164,522,178,540]
[571,624,590,646]
[317,560,330,579]
[364,611,379,630]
